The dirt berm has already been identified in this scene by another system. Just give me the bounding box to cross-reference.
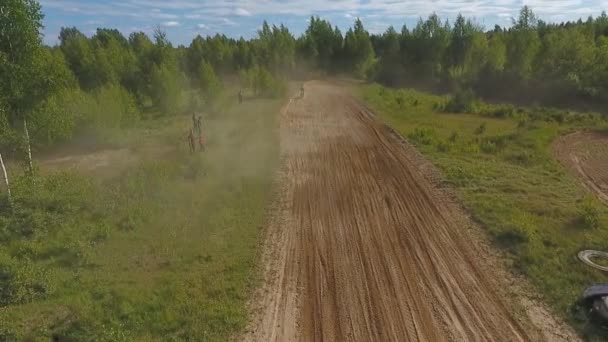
[243,81,578,342]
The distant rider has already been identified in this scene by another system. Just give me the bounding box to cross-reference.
[187,128,196,153]
[196,116,205,151]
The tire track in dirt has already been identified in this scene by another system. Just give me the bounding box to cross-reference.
[553,131,608,204]
[244,81,574,341]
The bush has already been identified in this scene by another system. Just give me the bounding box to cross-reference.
[479,139,498,153]
[93,84,140,127]
[0,253,53,306]
[395,96,403,107]
[150,62,186,115]
[28,88,83,146]
[407,128,436,146]
[479,134,515,154]
[448,131,458,143]
[241,66,287,98]
[517,116,528,128]
[504,151,535,165]
[198,61,222,107]
[483,104,516,118]
[3,85,139,150]
[445,166,473,186]
[437,141,452,152]
[496,227,529,252]
[444,88,477,113]
[358,56,378,80]
[578,197,601,229]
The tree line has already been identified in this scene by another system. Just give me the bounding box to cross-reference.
[3,1,608,158]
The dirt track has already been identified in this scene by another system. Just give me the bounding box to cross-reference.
[244,82,577,341]
[553,131,608,204]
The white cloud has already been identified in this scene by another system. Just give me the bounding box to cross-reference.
[235,8,252,16]
[41,0,608,47]
[162,21,180,27]
[151,12,179,19]
[197,23,209,29]
[39,0,607,25]
[220,18,238,26]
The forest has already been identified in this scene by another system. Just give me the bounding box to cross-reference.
[3,1,608,158]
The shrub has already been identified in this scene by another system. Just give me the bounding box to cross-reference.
[150,62,185,115]
[479,139,498,153]
[578,197,601,230]
[395,96,403,107]
[504,151,535,166]
[407,128,436,146]
[475,122,487,135]
[444,166,472,186]
[448,131,459,143]
[28,88,83,146]
[462,141,481,153]
[496,228,529,252]
[437,141,451,152]
[242,66,287,98]
[483,104,516,118]
[93,84,140,127]
[198,60,222,107]
[444,88,477,113]
[517,117,528,128]
[479,133,516,154]
[0,253,53,306]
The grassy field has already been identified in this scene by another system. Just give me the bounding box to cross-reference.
[0,94,281,341]
[359,84,608,338]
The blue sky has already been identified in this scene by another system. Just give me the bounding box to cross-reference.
[40,0,608,45]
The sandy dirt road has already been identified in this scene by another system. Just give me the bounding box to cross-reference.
[243,81,577,341]
[553,131,608,204]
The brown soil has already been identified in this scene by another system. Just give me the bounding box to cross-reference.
[553,131,608,204]
[243,81,578,341]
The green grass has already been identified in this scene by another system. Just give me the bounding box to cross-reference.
[359,84,608,339]
[0,95,281,341]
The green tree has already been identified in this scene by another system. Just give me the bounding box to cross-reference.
[150,62,183,115]
[374,26,403,84]
[59,27,96,89]
[507,6,541,80]
[537,27,594,84]
[0,0,71,173]
[486,33,507,73]
[198,60,222,106]
[128,31,155,103]
[343,18,376,78]
[298,17,343,72]
[27,49,78,145]
[409,14,451,80]
[0,0,45,122]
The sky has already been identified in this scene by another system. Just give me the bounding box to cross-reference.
[40,0,608,45]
